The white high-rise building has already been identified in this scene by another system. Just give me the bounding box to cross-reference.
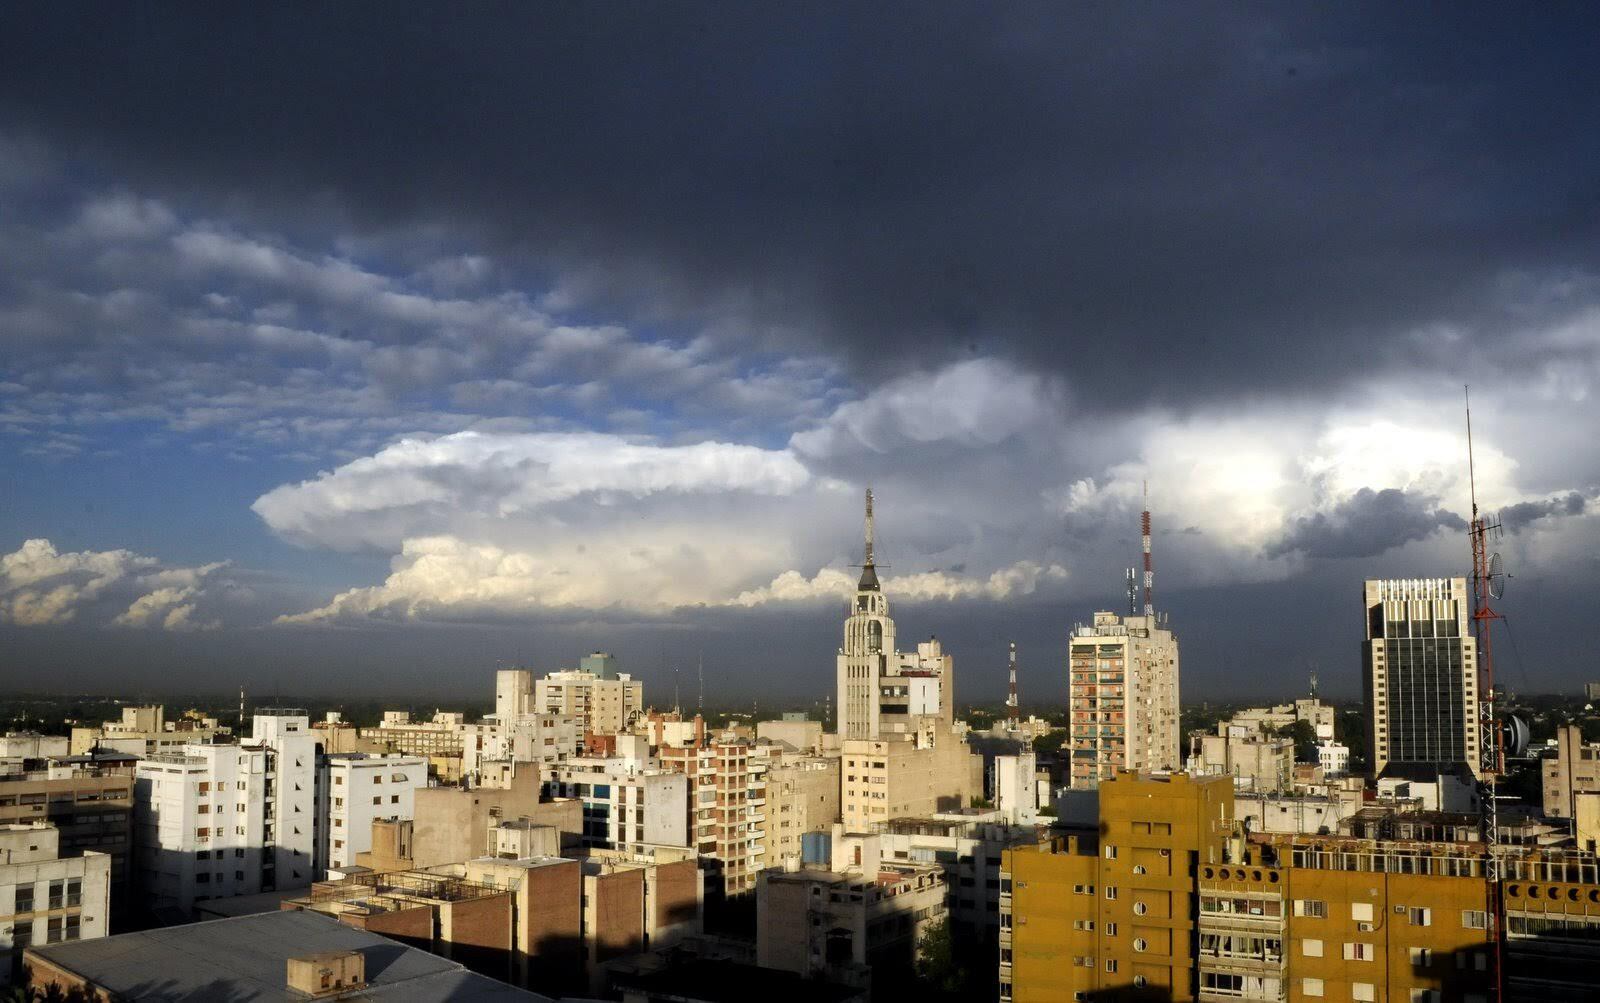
[133,709,318,915]
[1067,610,1181,789]
[495,669,534,723]
[835,490,954,743]
[317,753,427,874]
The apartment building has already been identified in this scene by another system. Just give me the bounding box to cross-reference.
[840,733,982,832]
[543,758,690,853]
[1543,724,1600,821]
[0,824,110,986]
[1188,728,1295,793]
[757,831,948,996]
[317,752,427,874]
[1068,610,1181,789]
[0,753,133,904]
[0,734,69,762]
[658,741,765,896]
[876,813,1039,937]
[70,705,222,758]
[759,753,840,871]
[1362,577,1480,780]
[132,709,318,915]
[534,669,644,738]
[1227,699,1336,741]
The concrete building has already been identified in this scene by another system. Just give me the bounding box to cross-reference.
[840,733,982,832]
[991,752,1042,825]
[534,668,644,738]
[318,753,428,874]
[1585,682,1600,702]
[1,825,110,986]
[132,709,318,916]
[835,491,955,745]
[543,758,691,853]
[1226,698,1337,741]
[0,754,134,907]
[0,734,69,762]
[70,705,222,758]
[1000,772,1233,1002]
[23,908,545,1001]
[757,715,824,754]
[875,812,1039,938]
[658,741,766,897]
[1317,741,1350,777]
[398,774,582,868]
[1187,728,1295,793]
[1543,724,1600,821]
[757,832,948,996]
[759,753,840,871]
[1068,610,1181,789]
[1362,577,1481,780]
[359,710,487,782]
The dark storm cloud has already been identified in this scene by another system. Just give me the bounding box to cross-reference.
[1499,491,1588,533]
[4,5,1599,409]
[1267,488,1466,560]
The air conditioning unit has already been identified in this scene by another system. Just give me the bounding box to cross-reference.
[1394,905,1406,914]
[1357,922,1375,932]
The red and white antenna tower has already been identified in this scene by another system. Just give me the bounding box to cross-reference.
[1466,387,1505,1002]
[1006,642,1019,723]
[1141,482,1154,617]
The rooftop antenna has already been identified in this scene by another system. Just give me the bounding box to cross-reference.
[1466,385,1506,1003]
[1308,670,1319,701]
[697,650,704,713]
[1141,481,1154,617]
[674,668,681,715]
[1006,642,1019,724]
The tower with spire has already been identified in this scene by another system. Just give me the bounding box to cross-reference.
[835,488,953,743]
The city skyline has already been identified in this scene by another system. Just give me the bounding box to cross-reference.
[4,7,1600,699]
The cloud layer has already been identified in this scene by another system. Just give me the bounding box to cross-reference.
[1,539,227,630]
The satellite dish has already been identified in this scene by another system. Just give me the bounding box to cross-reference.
[1487,552,1508,600]
[1500,715,1530,759]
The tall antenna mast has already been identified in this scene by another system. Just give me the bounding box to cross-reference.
[1466,386,1505,1003]
[1126,568,1138,616]
[697,651,704,714]
[1141,481,1154,617]
[1006,642,1019,724]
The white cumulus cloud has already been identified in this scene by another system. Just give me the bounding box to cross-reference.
[1,539,230,629]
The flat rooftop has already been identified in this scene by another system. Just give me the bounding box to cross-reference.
[27,909,547,1001]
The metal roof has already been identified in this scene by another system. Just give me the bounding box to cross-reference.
[28,909,548,1001]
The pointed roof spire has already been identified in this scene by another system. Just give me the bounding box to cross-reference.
[858,486,880,591]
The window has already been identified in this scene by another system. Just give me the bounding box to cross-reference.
[48,880,65,909]
[1411,991,1441,1003]
[1351,902,1374,922]
[373,775,383,784]
[1409,907,1432,926]
[1105,922,1117,936]
[46,916,62,943]
[1133,938,1148,952]
[1462,910,1488,930]
[1343,942,1375,961]
[1302,938,1323,957]
[1133,902,1148,916]
[1410,947,1433,967]
[391,794,399,803]
[14,884,34,913]
[66,879,80,907]
[1352,984,1376,1003]
[1104,846,1117,859]
[1105,886,1117,900]
[334,776,344,785]
[1302,979,1324,998]
[1133,976,1147,989]
[1294,899,1326,918]
[1104,960,1117,974]
[64,915,79,941]
[373,796,382,805]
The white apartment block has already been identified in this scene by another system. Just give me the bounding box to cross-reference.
[542,758,689,852]
[0,824,110,986]
[317,754,427,874]
[659,741,767,896]
[1067,610,1180,789]
[533,670,643,737]
[990,753,1040,826]
[133,709,317,915]
[1362,577,1480,779]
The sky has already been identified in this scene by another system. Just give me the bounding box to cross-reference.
[2,6,1599,704]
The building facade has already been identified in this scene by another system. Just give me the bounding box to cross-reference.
[1068,611,1182,789]
[1362,578,1481,780]
[0,825,110,986]
[658,741,766,896]
[535,670,644,738]
[1543,724,1600,821]
[317,753,428,874]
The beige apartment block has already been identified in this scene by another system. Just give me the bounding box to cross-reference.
[535,670,644,738]
[1545,724,1600,821]
[840,732,981,832]
[760,753,840,870]
[1068,610,1181,789]
[1362,578,1480,780]
[659,741,766,896]
[0,824,111,986]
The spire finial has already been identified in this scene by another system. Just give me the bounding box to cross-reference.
[864,487,875,567]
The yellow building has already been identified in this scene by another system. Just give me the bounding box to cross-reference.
[1002,770,1600,1002]
[1001,771,1234,1002]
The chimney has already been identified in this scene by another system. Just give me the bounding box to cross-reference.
[287,951,366,997]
